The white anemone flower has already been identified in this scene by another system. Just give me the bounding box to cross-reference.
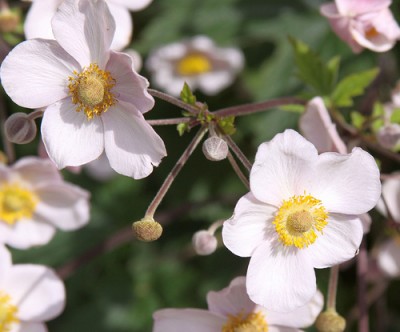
[1,0,166,179]
[24,0,153,51]
[146,35,244,96]
[0,157,90,249]
[0,245,65,332]
[223,129,381,312]
[153,276,323,332]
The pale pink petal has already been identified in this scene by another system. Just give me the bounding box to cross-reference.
[84,153,116,181]
[0,244,11,281]
[41,99,104,169]
[268,327,301,332]
[267,290,323,328]
[4,265,65,321]
[15,322,47,332]
[24,0,61,40]
[250,130,318,207]
[305,214,363,268]
[13,157,62,186]
[360,213,372,234]
[34,183,90,231]
[0,39,79,109]
[377,238,400,277]
[222,193,276,257]
[320,3,340,18]
[107,3,132,51]
[310,148,381,215]
[197,71,235,95]
[247,242,316,312]
[379,177,400,222]
[52,0,115,67]
[300,97,347,154]
[123,49,143,72]
[110,0,153,11]
[102,102,166,179]
[1,219,55,250]
[106,51,154,113]
[335,0,391,16]
[153,309,225,332]
[207,276,256,317]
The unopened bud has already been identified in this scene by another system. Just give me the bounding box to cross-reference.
[315,310,346,332]
[5,113,37,144]
[132,217,163,242]
[192,230,218,255]
[0,9,20,33]
[377,124,400,149]
[202,136,228,161]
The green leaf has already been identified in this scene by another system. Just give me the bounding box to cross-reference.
[390,108,400,124]
[176,123,189,136]
[331,68,379,107]
[180,82,196,105]
[217,116,236,136]
[350,111,365,130]
[279,104,305,113]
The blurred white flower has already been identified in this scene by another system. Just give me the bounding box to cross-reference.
[0,157,90,249]
[146,35,244,96]
[0,245,65,332]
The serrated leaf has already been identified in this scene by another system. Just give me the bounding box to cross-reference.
[331,68,379,107]
[350,111,365,130]
[217,116,236,136]
[180,82,196,105]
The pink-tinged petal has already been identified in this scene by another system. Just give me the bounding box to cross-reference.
[0,245,11,281]
[247,241,316,312]
[310,148,381,215]
[267,290,323,328]
[222,192,276,257]
[320,3,340,18]
[52,0,115,67]
[24,0,61,40]
[360,213,372,234]
[102,102,166,179]
[153,308,225,332]
[0,39,79,109]
[250,130,318,207]
[15,322,47,332]
[4,265,65,321]
[207,276,256,317]
[110,0,153,11]
[106,51,154,113]
[34,183,90,231]
[268,327,301,332]
[300,97,347,154]
[107,3,132,51]
[0,219,55,249]
[377,238,400,277]
[13,157,62,186]
[335,0,391,16]
[379,177,400,223]
[305,214,363,268]
[85,153,116,181]
[41,99,104,169]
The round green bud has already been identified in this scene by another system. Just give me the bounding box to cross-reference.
[315,310,346,332]
[132,217,163,242]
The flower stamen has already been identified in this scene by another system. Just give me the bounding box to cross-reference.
[176,53,211,76]
[222,311,268,332]
[0,291,19,332]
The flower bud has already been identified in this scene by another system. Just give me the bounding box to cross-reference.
[377,124,400,149]
[202,136,228,161]
[5,113,37,144]
[192,230,218,255]
[315,310,346,332]
[0,9,20,33]
[132,217,163,242]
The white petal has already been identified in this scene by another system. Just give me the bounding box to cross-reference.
[34,183,90,231]
[4,265,65,321]
[15,322,47,332]
[103,102,166,179]
[0,39,79,109]
[335,0,390,16]
[52,0,115,67]
[41,99,104,169]
[107,3,132,51]
[207,276,256,317]
[247,241,316,312]
[0,244,11,282]
[377,238,400,278]
[268,327,301,332]
[306,214,363,268]
[153,309,225,332]
[310,148,381,215]
[1,219,55,250]
[250,130,318,206]
[197,72,234,96]
[106,51,154,113]
[379,177,400,223]
[13,157,62,186]
[222,192,276,257]
[84,152,116,181]
[110,0,153,11]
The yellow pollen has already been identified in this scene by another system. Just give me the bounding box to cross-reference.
[0,291,19,332]
[0,183,38,225]
[222,311,268,332]
[176,53,212,76]
[273,194,328,249]
[68,63,116,120]
[365,27,379,39]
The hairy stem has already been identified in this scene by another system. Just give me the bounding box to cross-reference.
[327,264,340,310]
[357,238,369,332]
[148,88,199,114]
[227,151,250,190]
[224,134,252,172]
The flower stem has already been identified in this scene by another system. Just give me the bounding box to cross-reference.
[27,109,44,121]
[357,238,369,332]
[227,151,249,190]
[224,134,252,172]
[0,92,15,163]
[148,88,199,114]
[145,127,208,218]
[146,117,190,126]
[327,264,340,311]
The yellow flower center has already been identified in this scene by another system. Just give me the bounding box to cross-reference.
[68,63,116,120]
[176,53,212,76]
[273,194,328,249]
[365,27,379,39]
[222,311,268,332]
[0,291,19,332]
[0,183,38,225]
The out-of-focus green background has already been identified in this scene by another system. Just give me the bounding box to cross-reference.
[4,0,400,331]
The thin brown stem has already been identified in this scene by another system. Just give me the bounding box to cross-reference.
[27,109,44,121]
[146,117,190,126]
[0,92,15,163]
[227,151,249,190]
[327,265,340,310]
[357,238,369,332]
[148,88,199,115]
[145,127,208,218]
[224,134,252,172]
